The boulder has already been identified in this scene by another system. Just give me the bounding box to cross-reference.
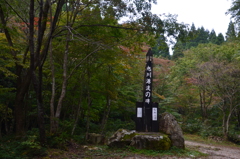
[87,133,105,145]
[130,133,171,150]
[107,129,171,150]
[107,129,135,148]
[159,112,185,149]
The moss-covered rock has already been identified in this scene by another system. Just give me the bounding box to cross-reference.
[107,129,136,148]
[130,133,171,150]
[107,129,171,150]
[159,112,185,149]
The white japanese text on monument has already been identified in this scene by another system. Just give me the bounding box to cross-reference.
[145,65,152,104]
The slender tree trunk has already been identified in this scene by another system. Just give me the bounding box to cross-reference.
[100,96,111,135]
[49,38,56,134]
[0,119,2,139]
[222,113,226,138]
[46,0,56,134]
[199,92,204,119]
[85,91,92,141]
[4,104,9,134]
[225,101,235,139]
[71,97,82,135]
[85,60,92,141]
[222,98,228,139]
[51,29,70,133]
[200,90,208,120]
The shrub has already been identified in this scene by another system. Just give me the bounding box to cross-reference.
[182,118,202,134]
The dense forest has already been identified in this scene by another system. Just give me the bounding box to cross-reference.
[1,0,240,158]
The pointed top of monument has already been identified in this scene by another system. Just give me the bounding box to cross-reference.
[146,48,153,57]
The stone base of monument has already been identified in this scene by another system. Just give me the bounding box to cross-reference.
[107,113,185,150]
[107,129,171,150]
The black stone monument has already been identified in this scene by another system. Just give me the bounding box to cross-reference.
[136,48,159,132]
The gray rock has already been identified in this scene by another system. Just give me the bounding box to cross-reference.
[107,129,136,148]
[107,129,171,150]
[159,112,185,149]
[130,134,171,150]
[87,133,105,145]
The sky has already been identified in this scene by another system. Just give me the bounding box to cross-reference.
[151,0,232,36]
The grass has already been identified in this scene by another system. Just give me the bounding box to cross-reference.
[82,133,240,159]
[81,144,207,159]
[38,133,240,159]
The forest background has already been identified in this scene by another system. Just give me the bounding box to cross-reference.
[1,0,240,158]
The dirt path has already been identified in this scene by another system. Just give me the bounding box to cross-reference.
[185,140,240,159]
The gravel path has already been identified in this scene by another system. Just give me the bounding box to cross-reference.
[185,140,240,159]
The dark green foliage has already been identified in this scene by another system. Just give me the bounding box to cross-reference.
[216,33,225,45]
[195,27,209,44]
[0,130,46,159]
[209,29,217,44]
[152,35,170,59]
[228,129,240,144]
[3,0,240,151]
[226,21,237,41]
[227,0,240,24]
[0,139,28,159]
[199,125,222,138]
[171,41,185,60]
[106,119,135,132]
[182,118,202,134]
[172,24,225,59]
[46,132,70,149]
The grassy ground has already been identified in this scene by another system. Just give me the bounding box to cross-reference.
[36,136,208,159]
[6,133,240,159]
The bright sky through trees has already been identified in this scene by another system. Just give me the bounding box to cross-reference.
[152,0,232,36]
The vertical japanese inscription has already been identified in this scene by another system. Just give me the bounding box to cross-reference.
[144,49,153,105]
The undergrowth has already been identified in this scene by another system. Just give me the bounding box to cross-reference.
[82,145,207,159]
[0,135,46,159]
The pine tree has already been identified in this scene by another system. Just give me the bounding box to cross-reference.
[226,21,237,41]
[216,33,225,45]
[195,26,209,44]
[190,23,196,32]
[209,29,217,44]
[172,41,184,60]
[152,35,170,59]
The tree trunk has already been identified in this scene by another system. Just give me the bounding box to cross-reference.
[34,68,46,144]
[1,0,65,137]
[85,91,92,141]
[14,74,30,136]
[0,4,28,136]
[100,95,111,135]
[71,97,82,135]
[51,29,70,133]
[4,104,9,134]
[222,111,228,139]
[32,72,46,144]
[199,92,204,120]
[29,0,46,144]
[46,0,56,134]
[49,38,56,134]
